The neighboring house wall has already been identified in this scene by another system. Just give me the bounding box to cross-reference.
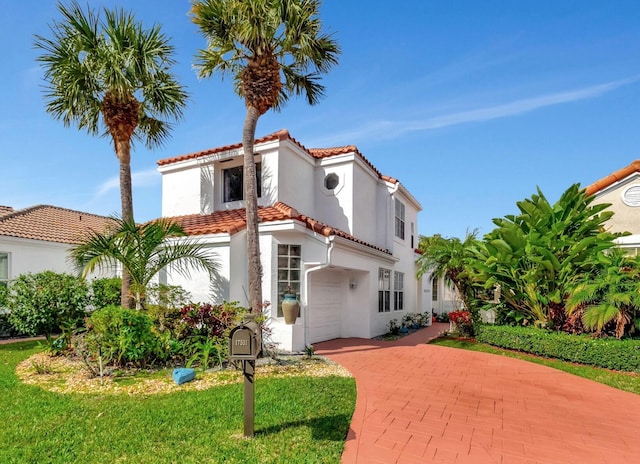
[586,160,640,255]
[0,236,77,280]
[0,205,114,286]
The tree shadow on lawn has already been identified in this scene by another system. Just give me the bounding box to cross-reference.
[255,413,352,441]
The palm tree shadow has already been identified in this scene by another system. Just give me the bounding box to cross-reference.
[255,414,351,441]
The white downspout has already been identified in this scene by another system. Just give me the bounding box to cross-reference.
[303,235,335,348]
[387,182,400,247]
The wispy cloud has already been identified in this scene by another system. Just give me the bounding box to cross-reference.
[96,168,160,196]
[315,76,640,146]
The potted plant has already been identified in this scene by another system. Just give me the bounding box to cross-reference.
[281,285,299,325]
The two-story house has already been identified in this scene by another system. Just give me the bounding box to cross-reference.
[157,129,429,351]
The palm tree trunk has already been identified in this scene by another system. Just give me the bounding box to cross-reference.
[242,106,263,312]
[117,139,135,309]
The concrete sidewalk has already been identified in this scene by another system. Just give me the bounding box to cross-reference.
[315,323,640,463]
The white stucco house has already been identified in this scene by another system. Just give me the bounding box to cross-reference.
[585,159,640,254]
[158,129,432,351]
[0,205,113,287]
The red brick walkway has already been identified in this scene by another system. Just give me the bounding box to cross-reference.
[315,323,640,463]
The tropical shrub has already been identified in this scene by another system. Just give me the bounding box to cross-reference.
[476,325,640,372]
[470,184,620,328]
[146,283,191,309]
[449,310,474,337]
[388,318,400,335]
[8,272,89,336]
[177,301,248,369]
[79,305,163,369]
[180,301,246,339]
[567,250,640,339]
[90,277,122,310]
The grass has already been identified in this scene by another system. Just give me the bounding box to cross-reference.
[430,337,640,395]
[0,341,356,464]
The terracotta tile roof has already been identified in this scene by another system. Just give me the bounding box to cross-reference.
[166,202,391,254]
[157,130,293,166]
[0,206,14,217]
[157,129,399,184]
[308,146,398,184]
[0,205,113,245]
[585,160,640,196]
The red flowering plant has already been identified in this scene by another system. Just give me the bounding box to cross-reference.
[448,310,474,337]
[180,302,245,338]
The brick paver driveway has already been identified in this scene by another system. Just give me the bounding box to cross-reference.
[315,323,640,464]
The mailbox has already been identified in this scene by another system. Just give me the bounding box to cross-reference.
[229,320,262,360]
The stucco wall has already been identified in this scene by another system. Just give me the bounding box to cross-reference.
[351,161,379,244]
[314,159,352,233]
[0,236,113,282]
[276,144,315,214]
[593,176,640,235]
[161,164,202,217]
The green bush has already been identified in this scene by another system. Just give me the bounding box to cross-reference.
[90,277,121,309]
[476,325,640,372]
[0,284,8,307]
[8,272,89,336]
[82,305,163,368]
[145,283,191,309]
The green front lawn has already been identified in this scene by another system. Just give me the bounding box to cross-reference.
[0,341,355,464]
[430,337,640,395]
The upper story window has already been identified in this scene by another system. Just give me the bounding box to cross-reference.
[395,199,405,239]
[324,173,339,190]
[622,185,640,207]
[223,163,262,203]
[0,253,8,288]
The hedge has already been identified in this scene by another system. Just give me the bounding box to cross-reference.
[475,324,640,372]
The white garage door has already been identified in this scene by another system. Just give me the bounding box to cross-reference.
[308,272,342,344]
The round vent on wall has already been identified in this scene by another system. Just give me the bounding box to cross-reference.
[324,173,339,190]
[622,185,640,207]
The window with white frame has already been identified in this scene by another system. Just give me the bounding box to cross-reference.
[394,271,404,311]
[277,244,301,317]
[394,199,405,239]
[223,162,262,202]
[431,277,438,301]
[378,268,391,312]
[0,253,8,287]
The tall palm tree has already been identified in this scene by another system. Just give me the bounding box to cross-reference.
[71,218,220,310]
[35,1,188,307]
[191,0,340,311]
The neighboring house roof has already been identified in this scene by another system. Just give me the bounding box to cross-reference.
[166,201,392,254]
[0,205,113,245]
[0,206,14,216]
[157,129,399,185]
[585,160,640,196]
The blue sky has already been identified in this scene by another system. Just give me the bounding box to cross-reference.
[2,1,639,239]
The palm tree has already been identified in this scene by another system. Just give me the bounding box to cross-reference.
[71,218,220,310]
[35,1,188,307]
[567,249,640,339]
[417,231,479,313]
[191,0,340,311]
